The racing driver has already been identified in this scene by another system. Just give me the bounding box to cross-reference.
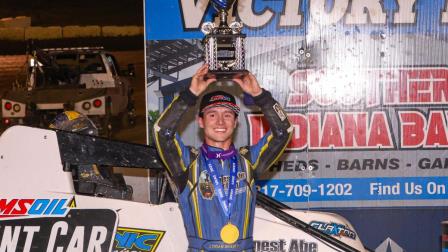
[153,64,292,251]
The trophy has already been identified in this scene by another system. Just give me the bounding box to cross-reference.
[202,0,247,78]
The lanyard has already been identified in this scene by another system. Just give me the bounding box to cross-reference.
[202,150,238,220]
[201,144,236,160]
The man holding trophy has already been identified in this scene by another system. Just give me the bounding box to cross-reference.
[153,0,292,250]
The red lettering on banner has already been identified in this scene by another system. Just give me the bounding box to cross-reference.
[382,68,448,105]
[287,69,367,107]
[248,114,269,148]
[308,113,320,148]
[320,113,343,148]
[399,111,426,148]
[426,111,448,146]
[368,112,393,147]
[287,67,448,108]
[287,70,312,107]
[247,112,394,151]
[408,72,431,103]
[433,79,448,102]
[288,114,308,150]
[399,110,448,148]
[342,112,367,147]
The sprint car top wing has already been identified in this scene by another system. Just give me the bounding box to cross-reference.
[55,129,164,170]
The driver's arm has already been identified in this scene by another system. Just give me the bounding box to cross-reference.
[153,90,197,192]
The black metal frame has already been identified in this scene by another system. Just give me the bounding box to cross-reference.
[146,40,203,83]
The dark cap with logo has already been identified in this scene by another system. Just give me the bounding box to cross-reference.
[199,91,240,117]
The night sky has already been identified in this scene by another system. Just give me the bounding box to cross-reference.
[0,0,143,26]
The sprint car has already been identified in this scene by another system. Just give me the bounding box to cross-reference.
[0,126,370,251]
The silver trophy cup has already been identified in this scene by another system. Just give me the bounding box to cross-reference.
[202,0,247,78]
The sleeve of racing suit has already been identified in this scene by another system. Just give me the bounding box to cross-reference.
[248,89,293,178]
[153,89,198,192]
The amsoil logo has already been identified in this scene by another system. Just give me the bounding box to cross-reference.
[114,227,165,252]
[0,199,71,218]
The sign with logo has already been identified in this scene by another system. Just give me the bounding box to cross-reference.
[0,198,71,218]
[253,239,318,252]
[0,208,117,251]
[146,0,448,39]
[113,227,165,252]
[309,221,356,240]
[250,65,448,207]
[145,0,448,250]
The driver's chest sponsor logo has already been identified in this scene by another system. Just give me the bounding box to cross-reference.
[0,208,117,251]
[113,227,165,252]
[199,170,215,200]
[198,170,247,200]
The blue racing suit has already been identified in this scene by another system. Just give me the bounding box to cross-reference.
[153,89,292,251]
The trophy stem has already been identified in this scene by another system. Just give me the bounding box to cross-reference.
[218,9,228,28]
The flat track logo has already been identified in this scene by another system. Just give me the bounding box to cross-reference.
[310,221,356,240]
[0,199,70,218]
[114,227,165,252]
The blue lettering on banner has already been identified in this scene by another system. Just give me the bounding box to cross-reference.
[256,177,448,202]
[146,0,448,40]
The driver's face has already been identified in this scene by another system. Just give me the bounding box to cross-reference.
[198,106,237,148]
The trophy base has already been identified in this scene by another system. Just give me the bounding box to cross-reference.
[207,70,248,79]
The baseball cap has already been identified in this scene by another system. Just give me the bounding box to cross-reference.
[199,91,240,117]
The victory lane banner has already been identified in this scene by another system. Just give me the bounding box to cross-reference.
[145,0,448,250]
[146,0,448,210]
[146,0,448,40]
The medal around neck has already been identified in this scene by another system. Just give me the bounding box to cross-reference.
[220,222,240,244]
[201,148,240,244]
[202,0,247,79]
